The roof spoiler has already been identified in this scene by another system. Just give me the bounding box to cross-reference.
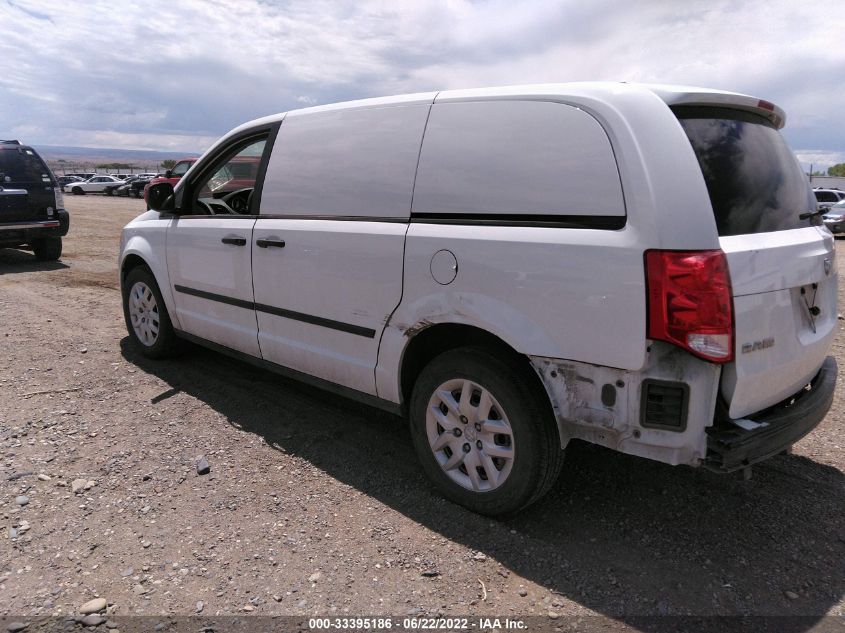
[645,85,786,129]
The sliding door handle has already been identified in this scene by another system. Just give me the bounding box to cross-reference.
[256,238,286,248]
[221,236,247,246]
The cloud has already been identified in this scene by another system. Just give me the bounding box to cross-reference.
[0,0,843,159]
[6,0,53,22]
[795,151,845,172]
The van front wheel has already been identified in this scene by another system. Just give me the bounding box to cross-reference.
[122,266,181,359]
[409,347,563,516]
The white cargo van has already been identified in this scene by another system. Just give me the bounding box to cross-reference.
[120,83,837,515]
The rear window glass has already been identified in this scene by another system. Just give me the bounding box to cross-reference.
[0,147,52,184]
[675,107,815,236]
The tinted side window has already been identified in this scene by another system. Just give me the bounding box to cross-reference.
[815,191,837,203]
[412,100,625,219]
[260,105,430,218]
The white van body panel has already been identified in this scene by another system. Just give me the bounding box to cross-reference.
[212,91,438,157]
[720,227,837,417]
[721,228,833,296]
[253,101,430,395]
[432,84,723,252]
[119,212,182,330]
[252,219,407,395]
[375,223,648,402]
[165,217,260,357]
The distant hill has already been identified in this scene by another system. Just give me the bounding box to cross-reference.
[33,144,200,174]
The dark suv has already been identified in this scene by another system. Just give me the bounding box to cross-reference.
[0,140,69,260]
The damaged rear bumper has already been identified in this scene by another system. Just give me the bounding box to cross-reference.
[705,356,837,472]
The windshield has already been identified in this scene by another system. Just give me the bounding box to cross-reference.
[171,161,192,177]
[675,107,815,236]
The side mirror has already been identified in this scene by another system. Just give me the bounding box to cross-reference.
[164,169,173,179]
[147,182,176,212]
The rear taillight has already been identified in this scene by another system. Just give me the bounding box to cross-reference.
[53,187,64,209]
[645,250,734,363]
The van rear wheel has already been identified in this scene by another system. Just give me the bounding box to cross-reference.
[409,347,563,516]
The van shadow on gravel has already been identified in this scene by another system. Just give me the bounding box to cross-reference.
[0,247,69,273]
[121,339,845,632]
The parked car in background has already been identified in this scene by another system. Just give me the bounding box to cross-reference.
[814,188,845,211]
[121,83,837,516]
[57,175,83,188]
[143,159,196,207]
[114,176,152,198]
[129,176,155,198]
[116,176,154,198]
[113,176,138,197]
[64,174,126,194]
[0,139,69,260]
[822,199,845,234]
[66,172,95,180]
[103,177,135,196]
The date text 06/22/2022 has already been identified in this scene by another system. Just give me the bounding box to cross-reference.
[307,617,528,630]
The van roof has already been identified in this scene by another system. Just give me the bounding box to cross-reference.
[225,82,786,145]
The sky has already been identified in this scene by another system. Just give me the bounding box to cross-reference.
[1,0,843,170]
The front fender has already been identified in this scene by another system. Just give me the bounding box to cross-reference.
[119,220,179,330]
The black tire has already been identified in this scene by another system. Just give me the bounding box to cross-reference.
[31,237,62,261]
[122,266,181,359]
[409,347,564,516]
[72,186,84,195]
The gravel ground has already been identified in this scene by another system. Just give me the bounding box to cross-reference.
[1,195,843,631]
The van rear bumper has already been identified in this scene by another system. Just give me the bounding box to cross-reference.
[704,356,837,472]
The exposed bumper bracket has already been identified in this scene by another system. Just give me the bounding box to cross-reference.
[705,356,837,472]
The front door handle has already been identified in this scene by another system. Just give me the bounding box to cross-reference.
[221,236,247,246]
[256,238,286,248]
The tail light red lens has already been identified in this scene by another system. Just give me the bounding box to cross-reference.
[645,250,734,363]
